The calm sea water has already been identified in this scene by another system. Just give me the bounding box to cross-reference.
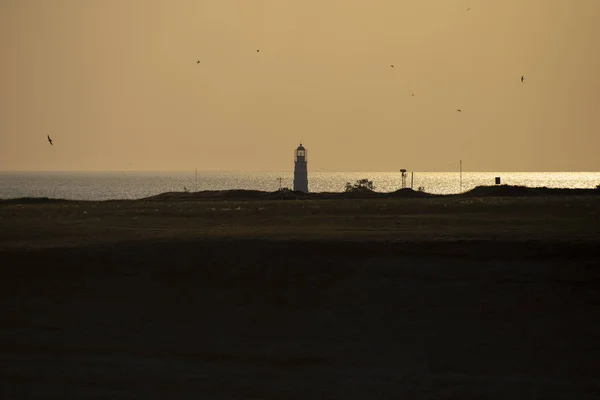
[0,171,599,201]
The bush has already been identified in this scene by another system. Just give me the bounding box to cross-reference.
[345,179,375,193]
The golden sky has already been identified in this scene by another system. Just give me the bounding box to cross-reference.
[1,0,599,172]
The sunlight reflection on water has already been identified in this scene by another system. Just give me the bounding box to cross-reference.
[0,171,599,201]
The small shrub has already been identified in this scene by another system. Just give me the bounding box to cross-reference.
[345,179,375,193]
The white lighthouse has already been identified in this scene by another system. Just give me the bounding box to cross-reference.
[293,143,308,193]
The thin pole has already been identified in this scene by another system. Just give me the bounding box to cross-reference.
[195,168,198,192]
[411,172,414,189]
[459,160,462,193]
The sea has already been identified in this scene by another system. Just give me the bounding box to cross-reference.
[0,171,599,201]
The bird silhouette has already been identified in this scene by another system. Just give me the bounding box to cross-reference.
[466,8,471,11]
[521,75,525,82]
[256,49,260,53]
[47,134,53,145]
[196,60,200,64]
[391,64,394,68]
[457,109,462,112]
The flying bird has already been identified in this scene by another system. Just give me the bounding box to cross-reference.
[457,109,462,112]
[466,8,471,11]
[521,75,525,82]
[391,64,394,68]
[47,134,53,145]
[197,60,200,64]
[256,49,260,53]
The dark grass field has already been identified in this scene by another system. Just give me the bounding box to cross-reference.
[2,187,600,247]
[1,189,599,398]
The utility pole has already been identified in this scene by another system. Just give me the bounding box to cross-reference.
[277,177,283,190]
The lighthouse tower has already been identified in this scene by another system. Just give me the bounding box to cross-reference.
[293,143,308,193]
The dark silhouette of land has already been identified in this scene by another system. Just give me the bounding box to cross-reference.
[1,186,599,398]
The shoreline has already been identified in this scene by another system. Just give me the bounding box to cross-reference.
[2,184,600,203]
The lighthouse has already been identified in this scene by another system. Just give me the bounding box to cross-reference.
[293,143,308,193]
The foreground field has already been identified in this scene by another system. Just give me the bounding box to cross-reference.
[1,192,599,398]
[1,192,599,248]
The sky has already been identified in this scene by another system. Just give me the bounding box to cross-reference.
[1,0,599,172]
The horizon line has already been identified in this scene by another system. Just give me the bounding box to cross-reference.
[1,170,600,174]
